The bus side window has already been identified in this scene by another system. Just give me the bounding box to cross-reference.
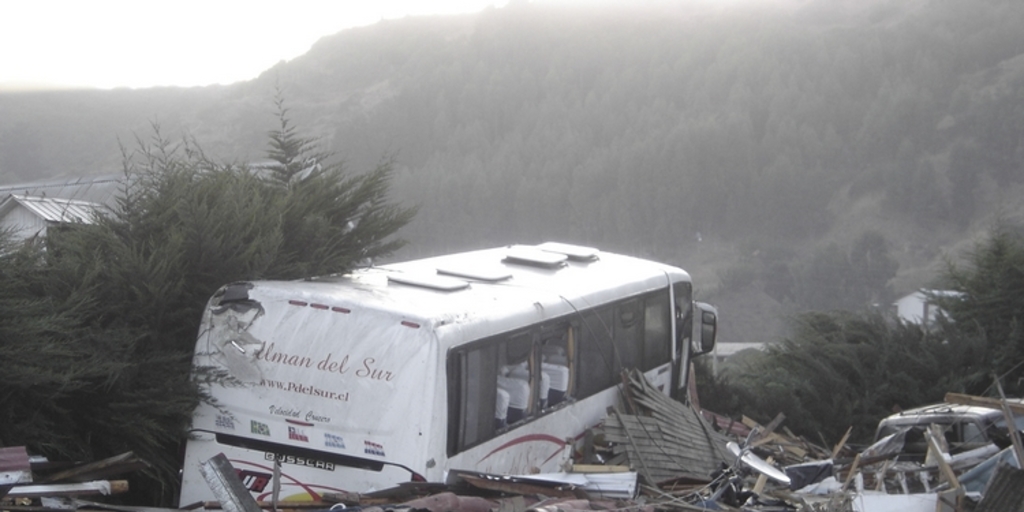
[499,332,535,425]
[540,324,573,408]
[615,299,642,371]
[577,308,615,398]
[454,344,499,450]
[643,292,671,370]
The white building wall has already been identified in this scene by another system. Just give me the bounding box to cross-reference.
[894,290,961,328]
[895,291,930,325]
[0,204,48,241]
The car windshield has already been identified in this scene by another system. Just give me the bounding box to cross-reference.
[992,414,1024,433]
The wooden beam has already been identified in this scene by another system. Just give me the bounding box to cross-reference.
[841,454,861,492]
[40,451,147,484]
[925,430,960,490]
[6,480,129,498]
[945,392,1024,415]
[992,377,1024,467]
[831,426,853,460]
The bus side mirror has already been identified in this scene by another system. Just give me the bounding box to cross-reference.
[693,302,717,355]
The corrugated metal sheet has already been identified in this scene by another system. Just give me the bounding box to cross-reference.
[4,194,104,224]
[0,175,122,207]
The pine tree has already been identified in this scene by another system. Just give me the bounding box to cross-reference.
[712,310,982,444]
[0,101,415,505]
[264,92,417,277]
[938,223,1024,394]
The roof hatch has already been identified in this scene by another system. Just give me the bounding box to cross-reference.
[503,245,569,269]
[387,273,470,291]
[537,242,600,262]
[436,265,513,282]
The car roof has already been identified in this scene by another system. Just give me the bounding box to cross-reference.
[878,400,1024,427]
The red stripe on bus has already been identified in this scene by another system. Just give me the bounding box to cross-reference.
[477,433,566,463]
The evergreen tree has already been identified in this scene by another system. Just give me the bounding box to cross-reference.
[938,223,1024,394]
[0,105,415,505]
[712,310,982,444]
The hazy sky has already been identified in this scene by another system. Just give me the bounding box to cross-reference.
[0,0,511,91]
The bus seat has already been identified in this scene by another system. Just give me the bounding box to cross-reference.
[495,387,510,429]
[542,345,568,365]
[542,346,569,406]
[506,361,551,409]
[505,361,530,380]
[542,362,569,405]
[497,374,529,424]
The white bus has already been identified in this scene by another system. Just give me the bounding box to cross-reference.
[178,242,716,505]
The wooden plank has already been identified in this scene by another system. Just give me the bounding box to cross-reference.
[754,413,786,443]
[741,416,762,430]
[605,453,628,466]
[618,369,729,481]
[40,451,148,484]
[841,454,861,492]
[605,432,719,463]
[6,480,129,498]
[611,438,708,463]
[992,378,1024,467]
[925,430,960,490]
[945,392,1024,415]
[72,498,197,512]
[610,408,655,485]
[749,431,785,448]
[604,422,706,447]
[831,426,853,459]
[602,430,704,449]
[614,451,710,466]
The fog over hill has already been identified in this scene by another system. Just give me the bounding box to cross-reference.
[3,0,1024,344]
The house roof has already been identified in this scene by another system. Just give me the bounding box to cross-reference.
[0,174,122,207]
[0,194,105,224]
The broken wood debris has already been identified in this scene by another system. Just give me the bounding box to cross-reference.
[41,452,149,485]
[17,379,1024,512]
[6,480,130,498]
[177,381,1024,512]
[0,449,160,512]
[590,379,1024,510]
[597,369,730,487]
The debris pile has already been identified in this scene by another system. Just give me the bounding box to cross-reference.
[11,374,1024,512]
[0,449,151,511]
[269,371,1024,512]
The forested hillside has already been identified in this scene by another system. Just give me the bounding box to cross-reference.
[3,0,1024,343]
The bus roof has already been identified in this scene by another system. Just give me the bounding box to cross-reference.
[236,243,691,344]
